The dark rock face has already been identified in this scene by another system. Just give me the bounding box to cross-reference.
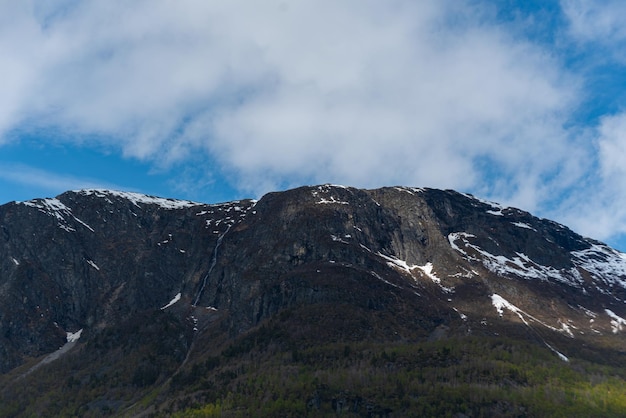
[0,185,625,374]
[0,190,254,372]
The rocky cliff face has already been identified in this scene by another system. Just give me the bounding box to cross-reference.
[0,190,254,372]
[1,184,625,376]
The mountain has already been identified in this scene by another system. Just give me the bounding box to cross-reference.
[1,185,626,416]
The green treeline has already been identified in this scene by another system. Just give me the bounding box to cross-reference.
[2,328,626,417]
[166,336,626,417]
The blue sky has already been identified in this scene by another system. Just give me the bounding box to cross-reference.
[2,1,626,251]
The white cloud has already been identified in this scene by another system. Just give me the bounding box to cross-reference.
[598,115,626,180]
[0,163,121,195]
[567,114,626,239]
[1,0,624,244]
[203,1,580,205]
[545,112,626,246]
[0,3,46,139]
[561,0,626,45]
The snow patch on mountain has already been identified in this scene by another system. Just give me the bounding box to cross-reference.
[491,294,574,361]
[453,307,468,321]
[376,253,452,292]
[161,293,182,310]
[66,329,83,343]
[86,260,100,271]
[416,263,453,292]
[312,185,351,205]
[20,198,94,232]
[605,309,626,334]
[196,200,257,229]
[449,228,626,296]
[449,233,579,285]
[571,244,626,289]
[491,294,529,325]
[393,186,425,195]
[448,232,475,252]
[77,189,201,210]
[370,271,401,288]
[559,321,575,338]
[512,222,535,230]
[21,198,70,220]
[377,253,418,274]
[331,234,350,244]
[461,193,504,210]
[316,196,349,205]
[417,262,440,283]
[545,343,569,362]
[491,294,565,336]
[579,306,597,318]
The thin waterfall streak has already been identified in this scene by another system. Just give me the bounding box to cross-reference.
[193,224,231,307]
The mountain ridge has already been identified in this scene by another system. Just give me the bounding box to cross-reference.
[1,184,626,416]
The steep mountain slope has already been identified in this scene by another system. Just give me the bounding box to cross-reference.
[0,190,255,373]
[1,185,626,416]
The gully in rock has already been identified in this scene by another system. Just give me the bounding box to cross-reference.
[193,224,231,307]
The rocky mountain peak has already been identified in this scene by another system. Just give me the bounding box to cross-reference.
[1,185,626,415]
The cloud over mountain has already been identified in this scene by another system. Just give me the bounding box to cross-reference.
[1,1,626,246]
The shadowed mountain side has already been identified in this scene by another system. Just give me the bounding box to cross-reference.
[1,185,625,416]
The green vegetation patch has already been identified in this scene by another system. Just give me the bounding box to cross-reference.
[166,336,626,417]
